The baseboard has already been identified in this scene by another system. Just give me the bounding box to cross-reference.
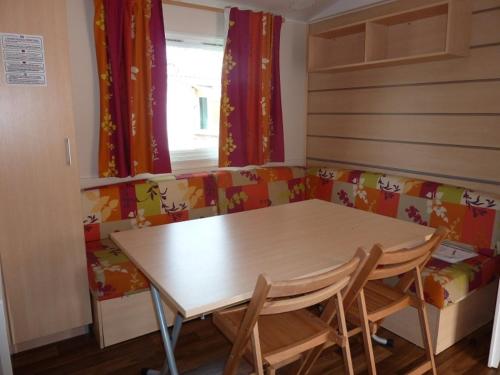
[12,325,89,353]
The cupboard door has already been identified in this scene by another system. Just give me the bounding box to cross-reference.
[0,0,91,344]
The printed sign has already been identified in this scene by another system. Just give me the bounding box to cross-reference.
[432,242,476,264]
[0,33,47,85]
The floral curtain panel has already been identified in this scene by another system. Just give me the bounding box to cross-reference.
[219,8,285,167]
[94,0,171,177]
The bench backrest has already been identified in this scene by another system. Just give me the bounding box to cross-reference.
[214,166,306,214]
[306,167,500,250]
[82,173,218,242]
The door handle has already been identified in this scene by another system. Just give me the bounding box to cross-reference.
[65,137,72,166]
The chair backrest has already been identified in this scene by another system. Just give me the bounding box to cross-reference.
[225,250,367,370]
[367,226,449,282]
[320,226,449,321]
[260,250,365,315]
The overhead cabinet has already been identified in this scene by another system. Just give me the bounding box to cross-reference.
[309,0,473,72]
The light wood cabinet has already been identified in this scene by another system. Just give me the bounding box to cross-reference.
[0,0,91,349]
[309,0,473,72]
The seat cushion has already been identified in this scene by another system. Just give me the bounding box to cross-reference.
[214,167,306,214]
[85,239,149,301]
[422,254,500,308]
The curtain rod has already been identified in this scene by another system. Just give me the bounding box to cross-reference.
[162,0,225,14]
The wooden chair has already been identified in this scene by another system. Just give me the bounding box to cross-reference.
[297,227,448,375]
[213,249,368,375]
[346,227,449,375]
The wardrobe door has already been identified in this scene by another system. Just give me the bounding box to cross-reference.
[0,0,91,346]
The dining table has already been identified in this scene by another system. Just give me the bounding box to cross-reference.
[111,199,434,374]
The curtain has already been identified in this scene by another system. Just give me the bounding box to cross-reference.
[94,0,171,177]
[219,8,285,167]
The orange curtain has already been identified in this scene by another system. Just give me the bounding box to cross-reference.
[219,8,284,167]
[94,0,171,177]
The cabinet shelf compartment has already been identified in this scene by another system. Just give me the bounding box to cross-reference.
[365,3,449,62]
[308,0,472,73]
[308,23,366,71]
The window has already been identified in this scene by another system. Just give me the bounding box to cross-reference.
[166,36,224,170]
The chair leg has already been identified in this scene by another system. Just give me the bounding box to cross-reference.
[251,323,265,375]
[335,292,354,375]
[297,299,341,375]
[413,269,437,375]
[358,290,377,375]
[265,366,276,375]
[297,346,323,375]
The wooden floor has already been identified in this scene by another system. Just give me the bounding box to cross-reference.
[12,317,498,375]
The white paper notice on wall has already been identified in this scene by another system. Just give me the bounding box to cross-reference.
[0,33,47,86]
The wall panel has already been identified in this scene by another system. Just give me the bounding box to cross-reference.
[308,114,500,148]
[309,82,500,114]
[307,137,500,182]
[470,8,500,46]
[307,0,500,194]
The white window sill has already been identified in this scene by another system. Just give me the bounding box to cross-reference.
[171,158,218,174]
[79,158,306,189]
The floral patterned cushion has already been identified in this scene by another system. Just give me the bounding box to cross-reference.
[214,167,306,214]
[306,167,500,249]
[422,254,500,308]
[85,238,150,301]
[83,167,499,307]
[306,167,500,309]
[82,173,218,242]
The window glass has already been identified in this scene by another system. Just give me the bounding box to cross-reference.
[166,39,223,165]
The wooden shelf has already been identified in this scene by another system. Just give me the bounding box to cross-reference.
[312,52,457,73]
[308,0,472,73]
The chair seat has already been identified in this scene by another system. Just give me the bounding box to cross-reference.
[214,307,332,367]
[348,281,415,324]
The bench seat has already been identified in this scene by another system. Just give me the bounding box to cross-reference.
[84,167,307,303]
[423,253,500,309]
[86,239,150,301]
[306,166,500,308]
[81,166,500,348]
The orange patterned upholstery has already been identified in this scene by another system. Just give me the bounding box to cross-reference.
[306,167,500,308]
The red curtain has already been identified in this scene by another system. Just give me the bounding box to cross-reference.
[94,0,171,177]
[219,8,285,167]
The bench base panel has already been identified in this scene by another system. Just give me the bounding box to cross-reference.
[91,280,498,352]
[92,291,175,349]
[382,280,498,354]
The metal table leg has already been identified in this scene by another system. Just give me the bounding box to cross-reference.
[488,281,500,368]
[145,284,184,375]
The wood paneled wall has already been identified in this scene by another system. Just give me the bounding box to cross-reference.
[307,0,500,195]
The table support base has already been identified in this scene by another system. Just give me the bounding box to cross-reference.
[488,282,500,368]
[145,285,184,375]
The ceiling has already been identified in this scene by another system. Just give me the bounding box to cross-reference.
[186,0,388,22]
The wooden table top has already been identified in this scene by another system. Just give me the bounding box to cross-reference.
[111,199,434,318]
